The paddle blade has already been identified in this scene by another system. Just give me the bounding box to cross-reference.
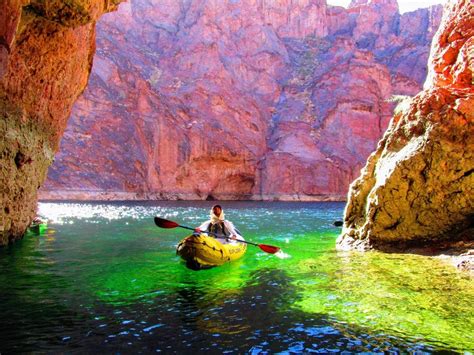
[258,244,280,254]
[154,217,180,229]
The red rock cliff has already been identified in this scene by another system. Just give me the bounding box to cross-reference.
[337,0,473,253]
[0,0,122,245]
[40,0,442,201]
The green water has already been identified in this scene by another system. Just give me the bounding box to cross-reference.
[0,201,472,352]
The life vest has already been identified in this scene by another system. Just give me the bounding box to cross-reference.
[208,221,229,237]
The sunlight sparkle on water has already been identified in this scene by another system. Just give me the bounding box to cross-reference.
[38,202,192,224]
[275,250,291,259]
[38,203,147,223]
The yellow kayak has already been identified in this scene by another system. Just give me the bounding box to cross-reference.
[176,233,247,270]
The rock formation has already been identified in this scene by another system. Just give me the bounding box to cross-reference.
[40,0,442,201]
[337,0,473,256]
[0,0,122,245]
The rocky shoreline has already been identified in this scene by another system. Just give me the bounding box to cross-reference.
[38,190,347,202]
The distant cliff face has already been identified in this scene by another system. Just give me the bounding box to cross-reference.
[337,0,473,253]
[41,0,442,201]
[0,0,122,245]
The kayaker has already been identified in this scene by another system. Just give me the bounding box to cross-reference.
[194,204,240,240]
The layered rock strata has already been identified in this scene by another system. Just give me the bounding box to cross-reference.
[40,0,442,201]
[1,0,121,245]
[337,0,473,258]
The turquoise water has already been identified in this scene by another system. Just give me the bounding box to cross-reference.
[0,201,472,352]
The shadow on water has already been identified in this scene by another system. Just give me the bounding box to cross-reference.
[0,235,92,352]
[157,268,453,353]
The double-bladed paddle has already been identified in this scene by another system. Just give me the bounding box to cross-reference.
[154,216,281,254]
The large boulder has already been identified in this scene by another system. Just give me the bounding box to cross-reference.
[337,0,473,260]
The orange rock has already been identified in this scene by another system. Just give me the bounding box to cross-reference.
[0,0,123,245]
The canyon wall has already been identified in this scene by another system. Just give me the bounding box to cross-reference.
[40,0,443,201]
[0,0,122,245]
[337,0,473,252]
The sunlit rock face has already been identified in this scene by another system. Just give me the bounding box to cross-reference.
[41,0,442,201]
[337,0,473,252]
[0,0,122,245]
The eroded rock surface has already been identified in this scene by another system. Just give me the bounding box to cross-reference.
[1,0,122,245]
[337,0,473,257]
[40,0,442,201]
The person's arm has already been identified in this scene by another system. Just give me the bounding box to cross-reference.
[195,221,210,234]
[224,220,241,239]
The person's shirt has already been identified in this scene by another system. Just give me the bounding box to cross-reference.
[198,219,240,239]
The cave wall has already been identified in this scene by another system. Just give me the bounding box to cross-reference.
[0,0,122,245]
[337,0,473,251]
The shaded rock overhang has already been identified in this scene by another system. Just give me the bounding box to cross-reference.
[1,0,123,246]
